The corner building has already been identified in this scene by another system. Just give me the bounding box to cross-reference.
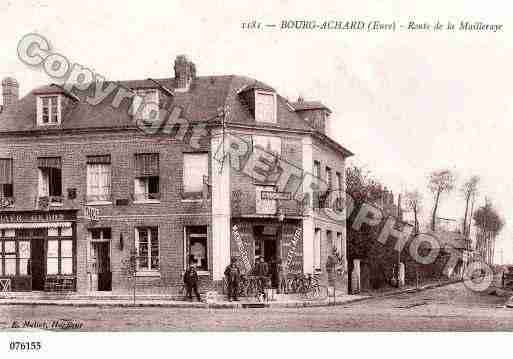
[0,56,352,294]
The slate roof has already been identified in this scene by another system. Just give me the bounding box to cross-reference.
[0,74,352,156]
[290,100,331,113]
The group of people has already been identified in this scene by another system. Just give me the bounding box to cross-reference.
[183,256,286,302]
[224,256,285,302]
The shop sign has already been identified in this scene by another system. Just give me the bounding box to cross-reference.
[0,212,66,223]
[85,206,99,221]
[0,197,14,208]
[261,191,291,201]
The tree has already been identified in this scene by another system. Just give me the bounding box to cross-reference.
[404,190,423,234]
[461,176,479,236]
[428,169,455,231]
[473,198,504,263]
[345,165,384,204]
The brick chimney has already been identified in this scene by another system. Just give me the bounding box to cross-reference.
[2,77,19,108]
[174,55,196,91]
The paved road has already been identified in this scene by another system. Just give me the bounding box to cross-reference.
[1,283,512,331]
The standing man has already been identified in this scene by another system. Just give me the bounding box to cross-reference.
[183,263,201,302]
[224,257,241,301]
[254,256,269,296]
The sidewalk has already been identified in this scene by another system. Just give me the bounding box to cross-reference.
[0,280,461,309]
[0,290,370,309]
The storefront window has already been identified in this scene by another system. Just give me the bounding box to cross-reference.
[47,239,59,275]
[46,228,74,275]
[0,230,31,276]
[18,241,30,275]
[185,226,208,272]
[61,240,73,274]
[136,227,159,272]
[4,240,15,275]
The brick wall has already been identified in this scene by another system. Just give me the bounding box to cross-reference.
[229,130,304,217]
[0,129,213,293]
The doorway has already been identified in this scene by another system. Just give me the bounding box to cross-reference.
[254,225,280,264]
[91,242,111,291]
[30,239,45,291]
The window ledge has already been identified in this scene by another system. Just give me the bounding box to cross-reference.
[133,200,161,204]
[37,123,61,127]
[86,201,112,206]
[180,199,204,203]
[50,202,63,207]
[135,271,160,277]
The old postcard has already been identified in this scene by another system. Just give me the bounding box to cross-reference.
[0,0,511,357]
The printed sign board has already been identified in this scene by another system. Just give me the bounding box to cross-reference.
[261,191,292,201]
[85,206,100,221]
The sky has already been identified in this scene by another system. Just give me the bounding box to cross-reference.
[0,1,511,262]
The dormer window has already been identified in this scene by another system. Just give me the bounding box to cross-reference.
[255,90,277,124]
[37,95,61,125]
[132,89,159,123]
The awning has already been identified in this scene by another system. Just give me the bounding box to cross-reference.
[86,155,111,164]
[37,157,61,169]
[0,222,71,229]
[135,153,159,177]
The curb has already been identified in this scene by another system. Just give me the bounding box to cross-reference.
[0,280,461,309]
[0,297,371,309]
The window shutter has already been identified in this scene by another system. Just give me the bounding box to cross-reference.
[135,154,159,177]
[86,155,111,164]
[37,157,61,169]
[0,159,12,184]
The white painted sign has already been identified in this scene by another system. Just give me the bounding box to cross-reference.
[85,206,100,221]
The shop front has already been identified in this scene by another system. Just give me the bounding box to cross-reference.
[231,217,303,275]
[0,210,77,292]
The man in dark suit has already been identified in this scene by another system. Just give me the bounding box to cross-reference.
[183,263,201,301]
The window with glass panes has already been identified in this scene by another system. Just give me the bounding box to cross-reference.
[326,167,333,190]
[185,226,208,272]
[183,153,208,194]
[46,227,74,275]
[135,227,159,272]
[133,89,159,122]
[0,159,13,199]
[40,96,59,124]
[86,155,111,202]
[0,229,31,276]
[255,91,276,123]
[313,161,320,179]
[134,154,160,201]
